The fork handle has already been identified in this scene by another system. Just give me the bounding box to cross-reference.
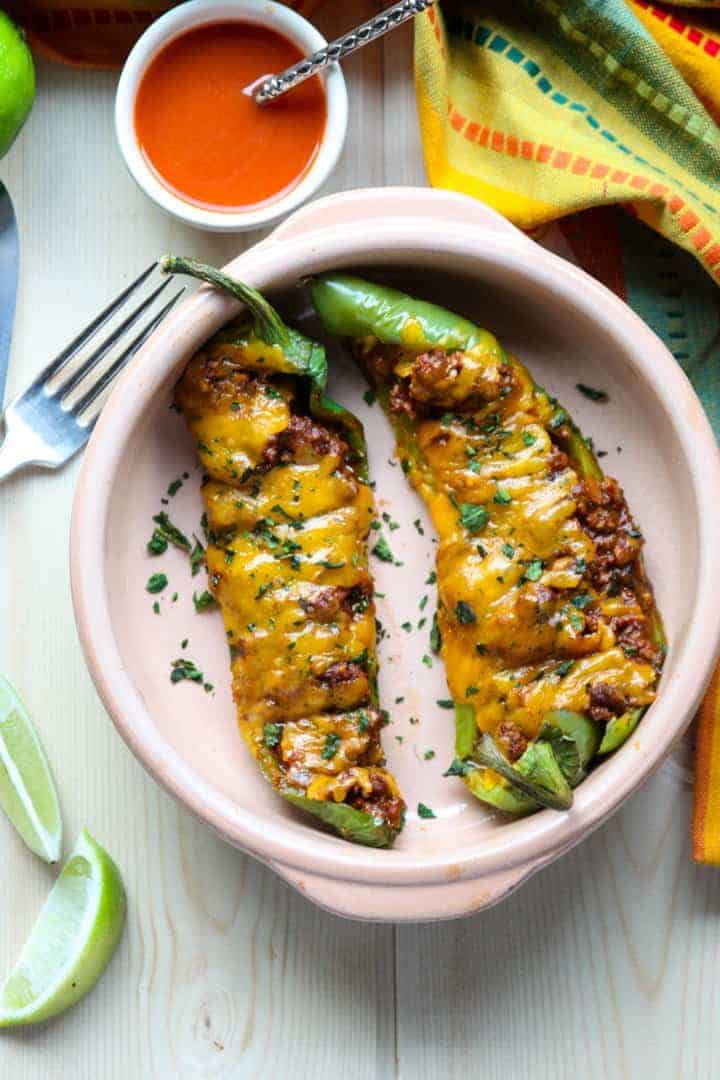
[253,0,435,104]
[0,434,27,482]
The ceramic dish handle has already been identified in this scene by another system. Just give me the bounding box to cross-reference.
[271,859,543,922]
[266,186,530,247]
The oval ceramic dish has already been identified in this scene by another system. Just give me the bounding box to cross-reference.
[71,188,720,922]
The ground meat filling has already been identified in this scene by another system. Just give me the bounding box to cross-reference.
[262,413,348,468]
[588,682,628,724]
[346,772,405,830]
[496,719,529,762]
[571,475,660,667]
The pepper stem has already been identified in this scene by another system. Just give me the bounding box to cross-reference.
[160,255,290,348]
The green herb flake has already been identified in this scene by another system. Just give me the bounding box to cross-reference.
[421,654,433,668]
[572,593,592,610]
[430,613,442,655]
[493,485,512,505]
[147,530,168,556]
[152,602,160,615]
[522,559,544,583]
[576,382,609,403]
[152,512,191,553]
[426,570,437,585]
[363,388,376,406]
[146,573,168,594]
[401,622,412,632]
[371,534,395,563]
[522,431,536,447]
[436,699,454,709]
[263,723,282,748]
[321,732,341,760]
[170,658,204,684]
[502,543,515,559]
[443,758,470,777]
[556,659,574,677]
[455,600,476,625]
[423,749,435,760]
[417,802,436,819]
[193,590,217,613]
[167,477,183,497]
[459,503,490,534]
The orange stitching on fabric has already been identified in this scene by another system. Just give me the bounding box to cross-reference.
[449,107,720,275]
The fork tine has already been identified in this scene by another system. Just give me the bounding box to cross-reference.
[32,262,158,390]
[57,278,172,401]
[72,289,185,418]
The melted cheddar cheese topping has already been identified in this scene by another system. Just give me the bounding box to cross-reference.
[175,328,403,831]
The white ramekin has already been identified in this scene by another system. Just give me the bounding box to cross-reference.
[114,0,348,232]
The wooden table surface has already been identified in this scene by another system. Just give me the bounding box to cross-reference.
[1,7,719,1078]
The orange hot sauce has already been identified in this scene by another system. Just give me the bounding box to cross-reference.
[134,22,327,211]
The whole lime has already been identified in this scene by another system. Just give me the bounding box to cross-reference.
[0,11,34,158]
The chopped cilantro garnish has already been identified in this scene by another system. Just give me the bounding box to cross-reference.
[502,543,515,559]
[321,732,341,760]
[430,613,442,655]
[193,590,216,612]
[426,570,437,585]
[401,622,412,632]
[146,573,168,594]
[522,431,536,447]
[455,600,476,625]
[371,534,395,563]
[493,485,512,505]
[170,658,204,684]
[576,382,609,403]
[319,559,345,570]
[423,749,435,760]
[147,530,168,555]
[443,758,471,777]
[436,699,454,709]
[263,723,282,748]
[363,388,376,406]
[152,512,190,552]
[572,593,592,609]
[417,802,436,819]
[459,503,490,534]
[522,559,544,582]
[556,659,574,677]
[167,477,183,497]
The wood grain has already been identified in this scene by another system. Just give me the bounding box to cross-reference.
[0,6,716,1078]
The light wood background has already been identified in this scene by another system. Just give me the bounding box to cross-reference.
[1,6,718,1077]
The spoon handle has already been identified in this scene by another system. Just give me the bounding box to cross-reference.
[253,0,436,105]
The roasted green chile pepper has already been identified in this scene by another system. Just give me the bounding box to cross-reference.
[312,273,666,816]
[163,257,405,847]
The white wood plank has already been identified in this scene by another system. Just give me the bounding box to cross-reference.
[0,15,402,1073]
[396,767,720,1080]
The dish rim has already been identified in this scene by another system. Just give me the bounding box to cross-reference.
[71,188,720,889]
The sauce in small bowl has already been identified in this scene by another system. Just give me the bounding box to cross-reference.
[115,0,347,231]
[134,22,327,212]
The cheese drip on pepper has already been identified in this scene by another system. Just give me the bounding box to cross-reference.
[357,338,662,767]
[175,330,404,843]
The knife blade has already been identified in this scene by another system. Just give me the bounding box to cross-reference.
[0,182,18,408]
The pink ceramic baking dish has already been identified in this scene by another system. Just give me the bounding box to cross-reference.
[71,187,720,922]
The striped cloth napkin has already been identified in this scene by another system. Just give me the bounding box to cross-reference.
[11,0,720,859]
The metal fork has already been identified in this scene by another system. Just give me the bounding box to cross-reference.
[0,264,184,483]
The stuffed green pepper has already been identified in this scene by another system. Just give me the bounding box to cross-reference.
[164,257,405,846]
[312,273,665,814]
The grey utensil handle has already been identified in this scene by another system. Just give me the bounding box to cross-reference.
[253,0,435,104]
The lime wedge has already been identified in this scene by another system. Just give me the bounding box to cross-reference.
[0,829,126,1026]
[0,675,62,863]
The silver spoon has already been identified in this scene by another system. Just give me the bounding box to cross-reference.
[249,0,435,105]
